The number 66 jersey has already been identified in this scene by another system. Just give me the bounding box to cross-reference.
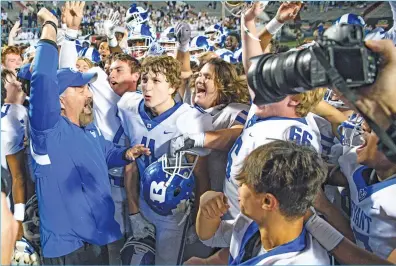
[224,106,320,218]
[117,92,213,177]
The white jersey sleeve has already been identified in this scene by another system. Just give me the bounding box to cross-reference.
[87,67,123,144]
[200,219,234,248]
[209,103,249,130]
[117,91,144,143]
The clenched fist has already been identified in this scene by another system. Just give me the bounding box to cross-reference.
[37,8,58,26]
[199,191,230,220]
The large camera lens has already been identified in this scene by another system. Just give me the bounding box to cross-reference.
[247,48,326,105]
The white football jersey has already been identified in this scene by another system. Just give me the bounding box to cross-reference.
[87,67,126,179]
[206,103,249,191]
[307,113,335,156]
[1,104,28,171]
[339,151,396,259]
[117,92,213,177]
[204,214,329,265]
[87,67,125,145]
[224,106,321,218]
[1,104,28,205]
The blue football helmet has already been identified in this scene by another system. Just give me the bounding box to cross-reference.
[126,4,149,29]
[338,113,365,147]
[205,24,226,47]
[141,151,198,216]
[78,47,101,64]
[120,231,155,265]
[127,24,156,60]
[215,48,237,64]
[158,27,177,55]
[335,13,365,27]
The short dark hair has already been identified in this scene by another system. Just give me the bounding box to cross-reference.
[236,140,326,219]
[227,31,241,45]
[113,53,141,74]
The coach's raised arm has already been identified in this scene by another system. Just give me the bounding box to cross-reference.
[28,5,151,265]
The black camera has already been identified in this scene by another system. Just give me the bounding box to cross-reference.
[247,24,380,105]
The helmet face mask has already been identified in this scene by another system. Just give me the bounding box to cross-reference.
[324,89,347,109]
[162,151,198,182]
[338,113,365,147]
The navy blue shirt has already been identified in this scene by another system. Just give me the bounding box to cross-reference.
[29,40,127,258]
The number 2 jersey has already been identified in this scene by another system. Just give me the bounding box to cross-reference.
[339,149,396,259]
[117,92,213,180]
[224,106,321,218]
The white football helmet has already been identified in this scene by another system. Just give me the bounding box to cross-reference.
[127,24,156,60]
[158,27,177,56]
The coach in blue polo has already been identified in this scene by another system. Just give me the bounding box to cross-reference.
[30,6,150,265]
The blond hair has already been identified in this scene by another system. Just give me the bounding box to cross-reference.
[141,55,181,96]
[77,57,94,69]
[293,88,326,117]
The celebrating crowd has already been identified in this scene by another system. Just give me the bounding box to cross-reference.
[2,1,396,266]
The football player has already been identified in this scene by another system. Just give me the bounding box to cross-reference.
[1,69,28,240]
[197,141,329,265]
[117,55,213,264]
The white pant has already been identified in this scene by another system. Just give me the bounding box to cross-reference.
[139,198,189,265]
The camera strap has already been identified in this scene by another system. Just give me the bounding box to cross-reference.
[309,44,396,163]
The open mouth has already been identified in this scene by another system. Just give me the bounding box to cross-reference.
[357,134,368,151]
[110,81,118,86]
[196,86,206,95]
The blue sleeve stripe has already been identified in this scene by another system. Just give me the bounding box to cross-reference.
[241,110,248,116]
[235,115,246,125]
[320,134,334,143]
[113,125,124,144]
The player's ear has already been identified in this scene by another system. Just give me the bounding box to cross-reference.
[288,95,300,107]
[168,87,176,96]
[261,193,278,211]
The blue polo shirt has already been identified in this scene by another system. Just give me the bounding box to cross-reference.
[29,40,126,258]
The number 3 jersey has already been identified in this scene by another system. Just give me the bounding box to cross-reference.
[224,106,320,218]
[339,149,396,259]
[117,92,213,179]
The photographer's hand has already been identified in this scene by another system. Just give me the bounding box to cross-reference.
[344,40,396,130]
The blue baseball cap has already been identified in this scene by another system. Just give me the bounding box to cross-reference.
[16,67,97,95]
[17,63,32,81]
[57,68,97,95]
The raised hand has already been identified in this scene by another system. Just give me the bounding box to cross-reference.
[63,1,85,30]
[275,2,302,23]
[199,191,230,220]
[243,1,268,23]
[175,22,191,46]
[103,10,120,39]
[37,7,58,26]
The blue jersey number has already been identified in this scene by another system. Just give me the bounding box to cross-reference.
[353,229,373,252]
[226,136,243,180]
[289,126,313,146]
[141,136,156,167]
[1,104,10,118]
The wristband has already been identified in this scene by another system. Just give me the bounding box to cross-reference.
[108,37,118,48]
[177,42,190,53]
[194,133,205,148]
[65,28,78,41]
[265,18,284,35]
[14,203,25,221]
[42,21,58,34]
[305,213,344,251]
[242,23,261,42]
